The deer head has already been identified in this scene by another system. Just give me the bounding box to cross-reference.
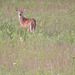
[15,8,26,17]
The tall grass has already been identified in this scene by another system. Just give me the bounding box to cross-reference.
[0,0,75,75]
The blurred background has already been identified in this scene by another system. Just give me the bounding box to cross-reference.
[0,0,75,75]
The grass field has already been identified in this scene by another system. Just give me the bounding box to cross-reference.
[0,0,75,75]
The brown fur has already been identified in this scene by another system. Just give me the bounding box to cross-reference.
[15,8,36,32]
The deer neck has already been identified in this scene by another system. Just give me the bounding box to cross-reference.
[19,15,24,21]
[18,15,25,27]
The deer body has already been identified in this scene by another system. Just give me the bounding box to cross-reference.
[15,8,36,32]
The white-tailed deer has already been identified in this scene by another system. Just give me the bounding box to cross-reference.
[15,8,36,32]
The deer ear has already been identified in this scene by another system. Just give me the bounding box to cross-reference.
[15,8,19,12]
[23,8,26,12]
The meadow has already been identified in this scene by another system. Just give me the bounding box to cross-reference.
[0,0,75,75]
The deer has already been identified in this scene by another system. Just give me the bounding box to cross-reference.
[15,8,36,32]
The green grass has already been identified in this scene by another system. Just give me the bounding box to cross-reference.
[0,0,75,75]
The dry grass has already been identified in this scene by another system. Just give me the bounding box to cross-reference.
[0,0,75,75]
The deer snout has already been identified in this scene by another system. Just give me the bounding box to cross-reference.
[19,14,21,16]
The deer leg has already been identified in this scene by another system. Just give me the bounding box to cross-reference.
[27,28,30,31]
[33,26,35,33]
[30,23,32,32]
